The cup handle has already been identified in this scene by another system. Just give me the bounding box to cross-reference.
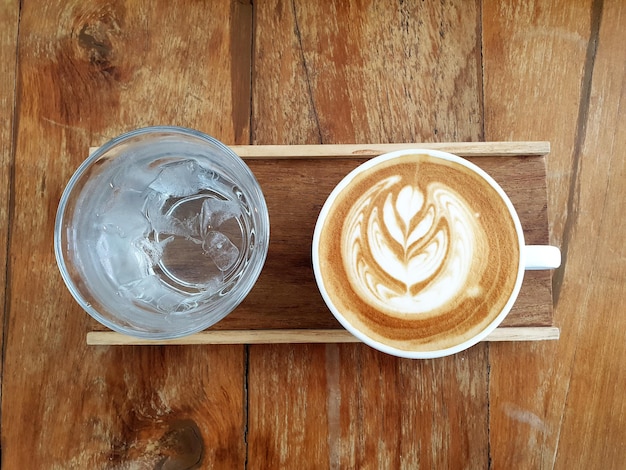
[524,245,562,270]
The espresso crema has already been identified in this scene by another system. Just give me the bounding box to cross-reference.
[317,153,521,352]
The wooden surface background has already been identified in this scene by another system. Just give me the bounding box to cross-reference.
[1,0,624,468]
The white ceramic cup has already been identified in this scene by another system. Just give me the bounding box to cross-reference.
[312,149,561,359]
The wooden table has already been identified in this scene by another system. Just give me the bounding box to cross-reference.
[1,1,624,468]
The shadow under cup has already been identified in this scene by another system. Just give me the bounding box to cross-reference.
[55,127,269,339]
[313,149,530,359]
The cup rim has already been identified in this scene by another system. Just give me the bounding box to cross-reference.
[54,126,270,339]
[312,148,526,359]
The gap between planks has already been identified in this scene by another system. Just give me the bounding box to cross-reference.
[87,327,560,346]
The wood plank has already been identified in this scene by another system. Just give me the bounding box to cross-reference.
[0,0,19,400]
[483,1,590,465]
[230,141,550,158]
[546,1,626,467]
[225,153,552,330]
[249,343,489,468]
[484,0,626,468]
[1,1,252,467]
[248,1,489,467]
[85,142,553,333]
[87,327,561,346]
[92,140,550,158]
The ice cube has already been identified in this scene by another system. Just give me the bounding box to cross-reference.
[144,192,202,241]
[96,231,147,285]
[134,236,173,266]
[118,275,186,312]
[150,212,188,237]
[148,159,214,197]
[99,189,150,238]
[110,164,160,193]
[200,198,242,235]
[202,231,240,271]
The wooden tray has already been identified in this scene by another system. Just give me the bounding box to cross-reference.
[86,142,559,345]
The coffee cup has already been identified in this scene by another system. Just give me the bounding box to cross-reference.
[312,149,560,359]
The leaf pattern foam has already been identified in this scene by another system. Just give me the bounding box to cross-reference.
[342,176,486,315]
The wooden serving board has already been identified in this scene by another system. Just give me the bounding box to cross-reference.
[86,142,559,345]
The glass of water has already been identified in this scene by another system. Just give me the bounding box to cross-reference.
[55,126,270,339]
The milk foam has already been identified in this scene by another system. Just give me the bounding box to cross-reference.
[342,175,486,315]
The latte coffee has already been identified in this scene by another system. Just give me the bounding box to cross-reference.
[313,150,524,357]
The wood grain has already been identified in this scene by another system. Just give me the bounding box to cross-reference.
[230,141,551,158]
[4,1,623,468]
[485,0,626,468]
[249,343,489,469]
[252,0,483,146]
[483,1,592,465]
[1,1,251,467]
[0,0,20,394]
[248,1,489,467]
[92,140,551,159]
[547,1,626,467]
[87,327,561,346]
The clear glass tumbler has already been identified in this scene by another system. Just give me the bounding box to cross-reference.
[55,126,270,339]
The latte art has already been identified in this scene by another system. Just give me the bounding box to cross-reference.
[343,177,487,316]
